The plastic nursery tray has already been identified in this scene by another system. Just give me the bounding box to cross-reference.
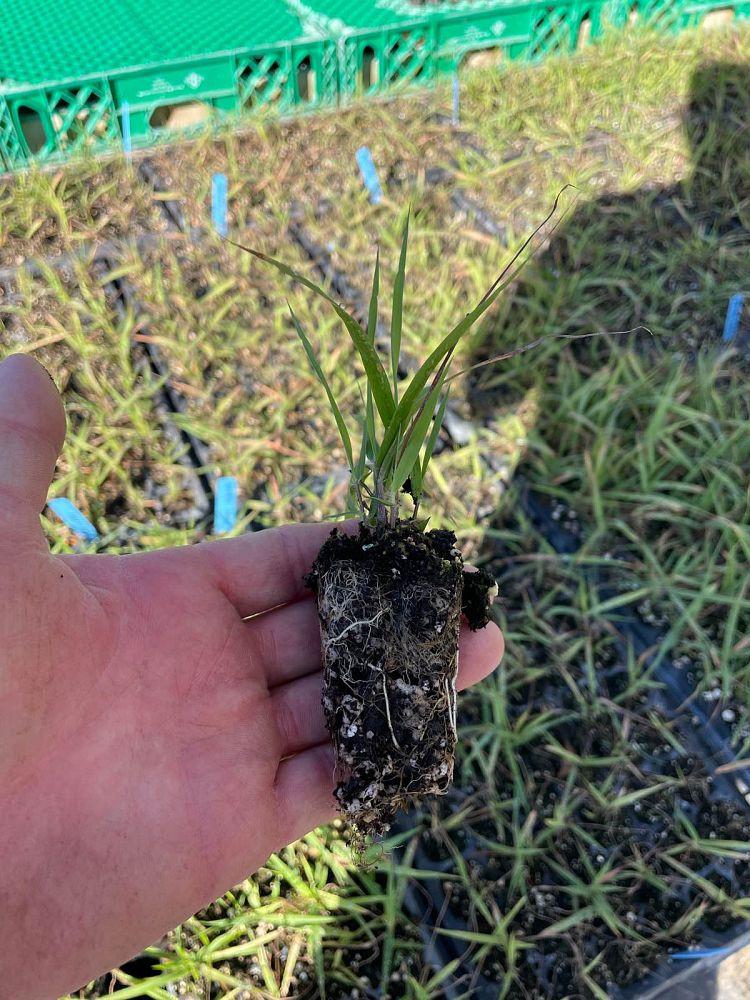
[0,155,212,528]
[96,255,213,521]
[388,485,750,998]
[0,263,209,535]
[637,927,750,998]
[526,486,750,995]
[520,486,750,801]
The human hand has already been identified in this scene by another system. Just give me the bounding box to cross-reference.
[0,354,504,1000]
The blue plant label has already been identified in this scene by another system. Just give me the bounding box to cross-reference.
[452,74,460,126]
[212,173,228,238]
[672,946,732,960]
[214,476,238,534]
[356,146,383,205]
[722,293,744,343]
[121,101,132,158]
[48,498,99,542]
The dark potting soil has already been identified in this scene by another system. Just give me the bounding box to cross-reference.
[307,520,496,837]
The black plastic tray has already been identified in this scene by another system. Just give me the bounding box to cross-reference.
[389,484,750,998]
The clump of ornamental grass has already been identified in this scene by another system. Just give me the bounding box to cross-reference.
[231,200,570,836]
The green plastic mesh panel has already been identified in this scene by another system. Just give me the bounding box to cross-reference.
[341,24,437,97]
[525,3,584,57]
[0,96,23,170]
[608,0,750,26]
[235,40,336,111]
[48,81,119,152]
[633,0,750,28]
[383,26,435,84]
[340,38,363,95]
[3,81,118,166]
[321,43,339,96]
[236,50,295,110]
[629,0,686,27]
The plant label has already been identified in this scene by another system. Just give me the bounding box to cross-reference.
[212,173,228,238]
[122,101,132,159]
[47,498,99,542]
[355,146,383,205]
[214,476,238,533]
[723,293,745,343]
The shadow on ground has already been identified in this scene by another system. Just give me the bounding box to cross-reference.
[469,59,750,421]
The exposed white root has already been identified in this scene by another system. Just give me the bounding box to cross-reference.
[381,671,401,751]
[446,667,457,740]
[326,609,385,646]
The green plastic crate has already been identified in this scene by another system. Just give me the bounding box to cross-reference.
[336,0,605,100]
[610,0,750,28]
[1,0,749,171]
[0,0,337,169]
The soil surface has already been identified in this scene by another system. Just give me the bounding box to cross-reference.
[308,521,495,836]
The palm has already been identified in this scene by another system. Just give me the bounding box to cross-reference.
[8,546,289,872]
[0,355,503,1000]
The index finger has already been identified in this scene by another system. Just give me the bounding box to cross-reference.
[202,520,356,618]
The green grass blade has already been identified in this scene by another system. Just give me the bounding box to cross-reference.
[407,385,449,501]
[365,251,380,470]
[533,905,598,939]
[368,247,380,344]
[353,403,369,486]
[423,960,463,991]
[443,327,647,387]
[392,353,452,493]
[421,388,450,481]
[354,381,377,479]
[365,385,377,460]
[376,189,571,469]
[375,258,521,469]
[391,210,410,398]
[408,458,423,501]
[287,303,354,469]
[230,240,395,425]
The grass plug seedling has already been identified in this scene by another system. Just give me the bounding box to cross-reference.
[230,206,569,835]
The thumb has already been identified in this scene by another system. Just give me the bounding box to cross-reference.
[0,354,66,539]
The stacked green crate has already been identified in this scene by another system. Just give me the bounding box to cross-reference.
[0,0,335,169]
[308,0,603,98]
[2,0,749,171]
